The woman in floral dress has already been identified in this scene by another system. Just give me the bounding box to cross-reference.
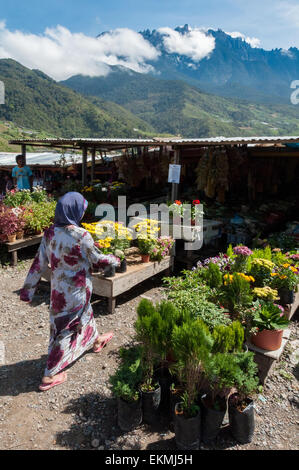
[20,192,119,391]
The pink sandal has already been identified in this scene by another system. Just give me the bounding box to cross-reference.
[39,371,67,391]
[93,332,114,353]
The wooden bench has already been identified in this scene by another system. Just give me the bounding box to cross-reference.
[4,234,43,266]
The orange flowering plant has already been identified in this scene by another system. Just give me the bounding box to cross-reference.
[270,263,299,291]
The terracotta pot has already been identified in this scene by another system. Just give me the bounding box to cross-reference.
[7,234,17,243]
[141,254,150,263]
[16,230,24,240]
[251,329,283,351]
[191,219,196,226]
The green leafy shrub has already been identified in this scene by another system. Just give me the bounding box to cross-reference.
[203,262,223,289]
[171,319,213,417]
[212,321,244,353]
[109,346,143,402]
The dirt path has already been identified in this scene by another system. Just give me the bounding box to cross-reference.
[0,260,298,450]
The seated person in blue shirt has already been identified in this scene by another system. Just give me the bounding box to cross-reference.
[12,155,33,191]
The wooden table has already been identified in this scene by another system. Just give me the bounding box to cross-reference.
[42,253,174,314]
[4,234,43,266]
[92,253,174,313]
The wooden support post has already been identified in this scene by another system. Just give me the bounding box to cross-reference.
[171,148,181,202]
[82,146,88,187]
[91,148,96,184]
[11,251,17,267]
[22,144,27,165]
[108,297,116,314]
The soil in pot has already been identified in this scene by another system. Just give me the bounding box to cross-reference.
[116,259,127,273]
[251,329,283,351]
[228,394,255,444]
[117,397,142,432]
[103,265,116,278]
[141,383,161,425]
[174,402,201,450]
[279,288,294,305]
[201,394,227,443]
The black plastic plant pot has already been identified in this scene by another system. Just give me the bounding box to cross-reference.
[116,259,127,273]
[117,397,142,432]
[201,394,227,444]
[278,288,294,305]
[174,403,201,450]
[228,395,255,444]
[141,384,161,425]
[154,368,172,412]
[104,265,116,277]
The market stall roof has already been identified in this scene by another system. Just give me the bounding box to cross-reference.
[0,152,82,167]
[9,135,299,149]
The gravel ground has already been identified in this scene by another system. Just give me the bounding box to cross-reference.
[0,257,298,451]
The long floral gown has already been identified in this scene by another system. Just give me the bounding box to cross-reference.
[20,224,119,377]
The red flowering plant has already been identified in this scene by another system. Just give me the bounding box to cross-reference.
[0,205,20,238]
[168,199,204,221]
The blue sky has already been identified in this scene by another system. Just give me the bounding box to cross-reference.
[0,0,299,49]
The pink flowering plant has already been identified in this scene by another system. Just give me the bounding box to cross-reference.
[232,245,253,273]
[150,236,174,262]
[0,205,20,237]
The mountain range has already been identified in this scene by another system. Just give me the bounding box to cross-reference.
[1,26,299,147]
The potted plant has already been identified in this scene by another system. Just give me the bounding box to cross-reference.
[115,249,127,273]
[202,352,240,444]
[250,301,290,351]
[221,272,254,319]
[150,236,174,263]
[0,205,19,242]
[134,306,162,425]
[270,263,299,305]
[133,219,159,263]
[228,352,259,444]
[171,319,213,450]
[23,201,56,235]
[109,346,143,432]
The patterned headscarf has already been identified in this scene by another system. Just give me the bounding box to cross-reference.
[54,192,88,227]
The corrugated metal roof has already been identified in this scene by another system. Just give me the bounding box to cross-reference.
[0,152,82,166]
[9,135,299,148]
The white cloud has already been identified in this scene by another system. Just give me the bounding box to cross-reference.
[157,26,215,62]
[0,22,160,80]
[226,31,261,48]
[276,2,299,28]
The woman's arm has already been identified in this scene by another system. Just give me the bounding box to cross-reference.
[20,237,49,302]
[82,232,120,271]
